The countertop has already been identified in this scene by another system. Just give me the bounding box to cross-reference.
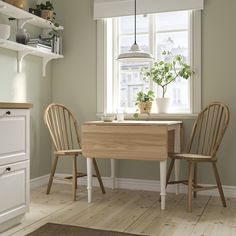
[0,102,33,109]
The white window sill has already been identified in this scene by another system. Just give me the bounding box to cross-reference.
[96,112,198,120]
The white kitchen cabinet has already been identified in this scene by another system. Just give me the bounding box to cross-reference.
[0,103,32,233]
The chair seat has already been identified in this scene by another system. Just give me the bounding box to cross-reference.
[55,149,82,155]
[170,153,213,161]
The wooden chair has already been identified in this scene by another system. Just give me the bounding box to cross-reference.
[166,102,230,212]
[44,103,105,200]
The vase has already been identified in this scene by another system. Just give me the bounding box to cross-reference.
[16,28,30,45]
[139,101,152,114]
[156,98,170,113]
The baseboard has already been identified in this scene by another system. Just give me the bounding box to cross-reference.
[30,174,236,198]
[30,174,49,190]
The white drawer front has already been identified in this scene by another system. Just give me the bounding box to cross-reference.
[0,109,28,165]
[0,161,29,224]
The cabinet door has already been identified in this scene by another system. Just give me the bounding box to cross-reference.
[0,109,29,165]
[0,161,29,224]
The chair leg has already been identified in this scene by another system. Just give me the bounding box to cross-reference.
[75,156,78,189]
[72,156,77,201]
[187,161,194,212]
[175,159,180,195]
[212,162,226,207]
[93,158,105,194]
[193,163,197,198]
[166,158,175,188]
[47,155,58,194]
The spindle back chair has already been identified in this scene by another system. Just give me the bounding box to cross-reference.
[166,102,230,212]
[44,103,105,200]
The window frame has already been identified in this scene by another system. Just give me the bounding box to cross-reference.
[96,10,201,118]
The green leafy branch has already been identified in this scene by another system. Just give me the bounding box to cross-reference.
[141,51,192,98]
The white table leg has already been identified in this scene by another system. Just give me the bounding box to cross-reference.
[175,159,180,194]
[174,125,181,195]
[160,160,167,210]
[87,157,93,203]
[111,159,116,189]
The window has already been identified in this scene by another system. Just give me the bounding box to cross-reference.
[97,10,201,116]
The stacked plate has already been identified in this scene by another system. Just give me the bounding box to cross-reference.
[102,114,115,122]
[0,24,10,40]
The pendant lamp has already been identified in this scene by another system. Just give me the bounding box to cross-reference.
[117,0,154,63]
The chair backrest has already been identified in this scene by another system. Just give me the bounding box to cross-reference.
[44,103,81,151]
[187,102,230,157]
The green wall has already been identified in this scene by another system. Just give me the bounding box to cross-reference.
[0,53,52,179]
[200,0,236,185]
[52,0,236,186]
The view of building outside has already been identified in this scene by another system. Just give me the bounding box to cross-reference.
[117,11,190,113]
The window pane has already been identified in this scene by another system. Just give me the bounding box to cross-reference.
[118,15,150,110]
[156,11,188,31]
[119,35,149,53]
[158,79,190,113]
[155,11,190,113]
[114,11,191,113]
[156,31,189,61]
[119,64,150,109]
[120,15,148,34]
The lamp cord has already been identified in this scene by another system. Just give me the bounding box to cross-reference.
[134,0,137,44]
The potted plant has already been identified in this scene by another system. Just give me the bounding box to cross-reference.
[36,1,56,21]
[135,90,155,115]
[141,51,192,113]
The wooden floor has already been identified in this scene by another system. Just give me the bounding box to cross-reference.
[3,183,236,236]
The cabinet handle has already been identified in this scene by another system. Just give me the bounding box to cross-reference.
[6,111,11,115]
[6,167,11,172]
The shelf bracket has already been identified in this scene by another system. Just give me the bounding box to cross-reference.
[42,57,54,77]
[17,17,35,29]
[17,50,33,73]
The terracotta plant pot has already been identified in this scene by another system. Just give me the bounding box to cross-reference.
[5,0,26,9]
[138,101,152,114]
[41,10,53,21]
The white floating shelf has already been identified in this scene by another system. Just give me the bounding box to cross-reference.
[0,39,63,76]
[0,0,63,30]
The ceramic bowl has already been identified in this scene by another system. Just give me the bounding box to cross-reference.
[102,115,115,122]
[0,24,10,40]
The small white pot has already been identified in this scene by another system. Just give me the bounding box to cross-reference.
[0,24,10,40]
[156,98,171,113]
